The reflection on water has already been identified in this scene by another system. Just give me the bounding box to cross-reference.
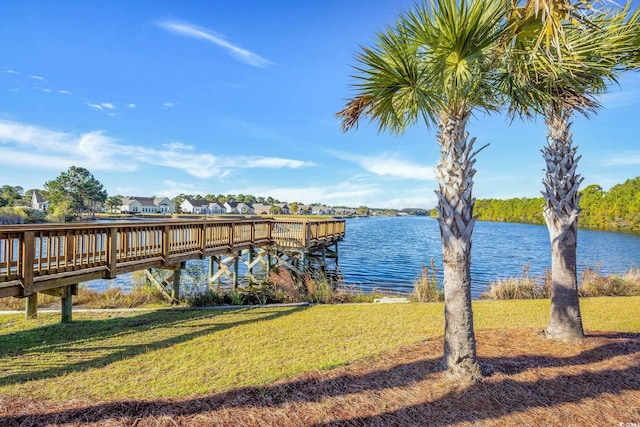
[85,216,640,299]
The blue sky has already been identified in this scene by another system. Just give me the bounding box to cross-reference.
[1,1,639,209]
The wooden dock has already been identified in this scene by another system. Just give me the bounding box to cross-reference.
[0,217,345,320]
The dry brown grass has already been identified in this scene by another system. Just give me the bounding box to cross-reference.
[1,328,638,426]
[580,266,640,297]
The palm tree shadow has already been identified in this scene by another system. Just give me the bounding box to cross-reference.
[484,331,640,375]
[2,332,638,426]
[0,306,303,387]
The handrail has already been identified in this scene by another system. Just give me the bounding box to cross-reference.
[0,218,345,298]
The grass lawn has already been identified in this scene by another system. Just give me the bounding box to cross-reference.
[1,297,639,425]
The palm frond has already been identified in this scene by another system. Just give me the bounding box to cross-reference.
[502,1,639,120]
[338,0,511,134]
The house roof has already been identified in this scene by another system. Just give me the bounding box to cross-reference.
[185,199,210,207]
[122,196,173,207]
[32,190,46,203]
[252,203,272,214]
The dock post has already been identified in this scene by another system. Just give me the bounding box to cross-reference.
[233,251,240,289]
[208,256,215,289]
[172,267,182,302]
[248,247,254,275]
[61,285,74,323]
[25,293,38,319]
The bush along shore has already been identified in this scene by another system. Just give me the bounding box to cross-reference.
[480,263,640,300]
[0,262,637,311]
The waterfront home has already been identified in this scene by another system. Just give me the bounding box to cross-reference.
[181,199,209,214]
[274,203,290,214]
[224,201,254,214]
[297,205,313,215]
[180,199,227,214]
[252,203,273,215]
[31,190,50,211]
[120,196,176,214]
[208,201,226,214]
[311,205,330,215]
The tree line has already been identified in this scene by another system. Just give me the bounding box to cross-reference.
[467,177,640,233]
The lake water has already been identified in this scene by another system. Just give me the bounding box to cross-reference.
[85,216,640,298]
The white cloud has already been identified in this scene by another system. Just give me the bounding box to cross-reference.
[333,151,435,181]
[3,70,20,75]
[85,102,104,110]
[162,141,194,151]
[85,101,117,113]
[30,75,46,81]
[59,90,72,95]
[0,119,316,179]
[163,102,175,109]
[126,103,136,108]
[601,151,640,166]
[157,180,207,198]
[241,157,315,169]
[157,20,273,68]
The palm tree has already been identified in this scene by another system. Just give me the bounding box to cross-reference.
[501,4,639,340]
[338,0,509,379]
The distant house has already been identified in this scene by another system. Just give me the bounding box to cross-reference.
[180,199,226,215]
[297,205,313,215]
[208,201,226,214]
[120,196,175,214]
[334,207,356,216]
[181,199,210,214]
[311,205,330,215]
[274,203,290,215]
[31,190,50,211]
[224,201,254,214]
[252,203,272,215]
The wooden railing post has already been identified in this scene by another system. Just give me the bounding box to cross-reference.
[107,227,118,279]
[303,221,309,248]
[200,223,207,255]
[162,225,171,263]
[21,231,35,297]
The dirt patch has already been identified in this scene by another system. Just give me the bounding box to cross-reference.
[1,328,638,426]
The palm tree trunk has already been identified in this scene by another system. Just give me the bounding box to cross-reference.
[435,112,481,379]
[542,110,585,341]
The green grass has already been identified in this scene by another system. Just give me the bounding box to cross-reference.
[1,297,638,402]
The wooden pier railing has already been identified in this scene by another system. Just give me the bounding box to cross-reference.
[0,218,345,299]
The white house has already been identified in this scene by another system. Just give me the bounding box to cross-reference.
[208,201,226,214]
[31,190,50,211]
[120,196,175,214]
[181,199,226,215]
[224,201,254,214]
[181,199,210,214]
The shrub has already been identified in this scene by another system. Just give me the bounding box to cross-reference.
[481,264,545,300]
[267,268,304,303]
[186,289,228,307]
[411,260,443,302]
[579,266,640,297]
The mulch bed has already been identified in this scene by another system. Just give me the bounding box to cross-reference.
[1,328,638,426]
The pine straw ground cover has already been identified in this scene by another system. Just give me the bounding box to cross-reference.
[0,298,639,426]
